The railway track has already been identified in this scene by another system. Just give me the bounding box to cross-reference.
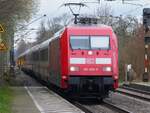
[123,83,150,92]
[120,85,150,95]
[103,100,132,113]
[116,86,150,102]
[72,101,94,113]
[47,87,133,113]
[71,99,132,113]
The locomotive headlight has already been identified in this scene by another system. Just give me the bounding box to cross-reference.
[88,51,93,55]
[70,66,79,71]
[103,67,112,72]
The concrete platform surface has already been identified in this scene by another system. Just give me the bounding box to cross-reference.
[11,87,84,113]
[25,86,84,113]
[11,87,41,113]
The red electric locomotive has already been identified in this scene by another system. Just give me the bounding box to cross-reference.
[18,19,118,99]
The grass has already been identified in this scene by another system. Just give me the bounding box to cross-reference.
[0,86,13,113]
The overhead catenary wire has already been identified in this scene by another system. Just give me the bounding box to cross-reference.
[16,14,46,32]
[122,2,150,15]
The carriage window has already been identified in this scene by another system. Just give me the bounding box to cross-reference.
[40,48,48,61]
[32,51,39,61]
[70,36,90,49]
[90,36,110,49]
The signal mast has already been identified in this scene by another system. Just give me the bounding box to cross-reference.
[143,8,150,82]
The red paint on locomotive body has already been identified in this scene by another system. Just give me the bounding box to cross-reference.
[60,29,69,88]
[59,25,118,89]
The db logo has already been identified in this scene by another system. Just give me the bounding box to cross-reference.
[86,58,95,64]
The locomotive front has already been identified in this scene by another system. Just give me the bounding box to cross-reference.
[63,25,118,98]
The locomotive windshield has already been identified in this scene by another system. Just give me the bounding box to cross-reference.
[91,36,110,49]
[70,35,110,50]
[70,36,90,49]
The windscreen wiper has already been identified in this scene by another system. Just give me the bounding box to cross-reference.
[77,48,81,50]
[69,42,73,51]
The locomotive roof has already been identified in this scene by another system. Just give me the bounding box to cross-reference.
[67,23,112,29]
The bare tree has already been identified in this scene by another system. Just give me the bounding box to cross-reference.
[120,25,145,81]
[34,13,71,45]
[47,13,71,34]
[36,21,48,44]
[47,17,63,35]
[59,13,72,26]
[95,4,114,25]
[16,39,27,57]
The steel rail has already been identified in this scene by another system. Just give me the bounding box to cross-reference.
[72,101,94,113]
[116,88,150,102]
[120,86,150,95]
[103,100,133,113]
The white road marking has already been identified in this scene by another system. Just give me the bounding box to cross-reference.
[24,86,46,113]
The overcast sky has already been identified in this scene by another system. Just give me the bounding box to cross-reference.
[14,0,150,48]
[29,0,150,31]
[38,0,150,18]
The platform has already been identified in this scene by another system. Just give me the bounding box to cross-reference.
[123,82,150,92]
[11,87,41,113]
[11,86,84,113]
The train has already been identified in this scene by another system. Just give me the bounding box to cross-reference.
[17,20,118,99]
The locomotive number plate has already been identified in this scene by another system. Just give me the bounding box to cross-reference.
[83,67,99,71]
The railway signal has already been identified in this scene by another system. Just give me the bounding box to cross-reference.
[144,36,150,44]
[143,8,150,30]
[143,8,150,82]
[144,39,149,82]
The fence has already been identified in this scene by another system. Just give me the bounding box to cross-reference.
[0,51,9,77]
